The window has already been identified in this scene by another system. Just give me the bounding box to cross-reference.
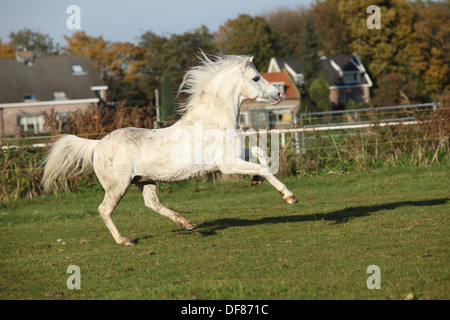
[250,110,270,130]
[270,111,292,125]
[265,105,296,127]
[293,74,304,87]
[338,94,348,106]
[53,91,68,100]
[72,64,86,75]
[343,72,360,84]
[23,93,37,101]
[238,112,249,128]
[18,113,45,134]
[281,113,292,122]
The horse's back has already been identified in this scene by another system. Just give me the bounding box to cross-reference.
[93,128,153,180]
[93,126,196,183]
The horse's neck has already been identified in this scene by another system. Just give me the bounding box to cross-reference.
[180,104,239,129]
[182,83,243,129]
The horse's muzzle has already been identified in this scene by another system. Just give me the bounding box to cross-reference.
[270,92,283,105]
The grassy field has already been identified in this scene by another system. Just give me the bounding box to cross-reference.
[0,164,449,300]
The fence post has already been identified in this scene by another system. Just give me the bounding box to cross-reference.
[300,112,306,155]
[293,113,300,155]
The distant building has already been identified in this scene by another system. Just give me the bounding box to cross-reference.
[0,51,107,136]
[268,53,373,109]
[240,69,301,130]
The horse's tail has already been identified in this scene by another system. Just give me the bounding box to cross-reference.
[41,135,99,193]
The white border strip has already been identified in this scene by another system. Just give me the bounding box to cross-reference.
[0,98,99,108]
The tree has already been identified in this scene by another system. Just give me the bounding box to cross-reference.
[408,2,450,98]
[160,71,178,122]
[0,39,15,58]
[138,31,170,102]
[139,26,218,102]
[264,7,308,57]
[308,75,330,111]
[310,0,350,55]
[338,0,414,81]
[102,41,147,104]
[299,16,321,90]
[372,73,417,107]
[63,31,108,76]
[216,14,277,70]
[9,28,58,56]
[165,26,218,85]
[63,32,148,104]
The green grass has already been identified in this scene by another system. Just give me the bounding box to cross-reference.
[1,165,449,300]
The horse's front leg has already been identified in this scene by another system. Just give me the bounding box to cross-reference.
[244,146,272,186]
[218,159,298,204]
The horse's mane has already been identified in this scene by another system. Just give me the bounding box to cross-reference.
[177,51,251,114]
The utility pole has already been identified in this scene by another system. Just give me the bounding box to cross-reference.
[0,108,4,142]
[154,89,160,129]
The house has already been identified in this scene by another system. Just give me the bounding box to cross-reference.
[239,69,301,130]
[0,51,107,136]
[268,53,372,109]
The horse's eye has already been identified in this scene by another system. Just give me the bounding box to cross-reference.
[252,76,260,82]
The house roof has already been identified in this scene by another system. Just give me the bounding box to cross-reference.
[269,53,372,88]
[261,70,300,99]
[320,54,371,88]
[272,57,304,74]
[0,55,105,104]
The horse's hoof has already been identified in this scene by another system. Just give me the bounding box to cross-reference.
[118,236,135,246]
[251,175,265,186]
[284,195,299,205]
[185,222,197,231]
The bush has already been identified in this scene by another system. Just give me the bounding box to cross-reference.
[0,139,43,202]
[64,102,156,139]
[308,75,330,112]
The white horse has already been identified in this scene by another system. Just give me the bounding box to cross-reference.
[41,52,298,245]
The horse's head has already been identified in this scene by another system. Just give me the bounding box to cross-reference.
[239,56,283,105]
[177,53,283,116]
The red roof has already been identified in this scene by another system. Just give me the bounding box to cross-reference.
[260,71,300,99]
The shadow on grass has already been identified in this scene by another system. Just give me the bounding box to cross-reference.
[196,198,449,236]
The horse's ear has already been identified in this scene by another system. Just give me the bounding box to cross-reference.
[242,56,254,72]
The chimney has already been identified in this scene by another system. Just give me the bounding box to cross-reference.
[15,47,35,66]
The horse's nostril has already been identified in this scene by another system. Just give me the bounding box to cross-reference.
[278,92,283,99]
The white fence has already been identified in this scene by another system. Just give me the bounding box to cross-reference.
[243,102,438,155]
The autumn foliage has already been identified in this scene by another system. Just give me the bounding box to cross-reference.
[44,103,156,140]
[0,1,448,106]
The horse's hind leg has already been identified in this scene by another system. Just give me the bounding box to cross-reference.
[244,147,267,186]
[98,184,134,245]
[137,182,197,231]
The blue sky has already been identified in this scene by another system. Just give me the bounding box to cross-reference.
[0,0,313,46]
